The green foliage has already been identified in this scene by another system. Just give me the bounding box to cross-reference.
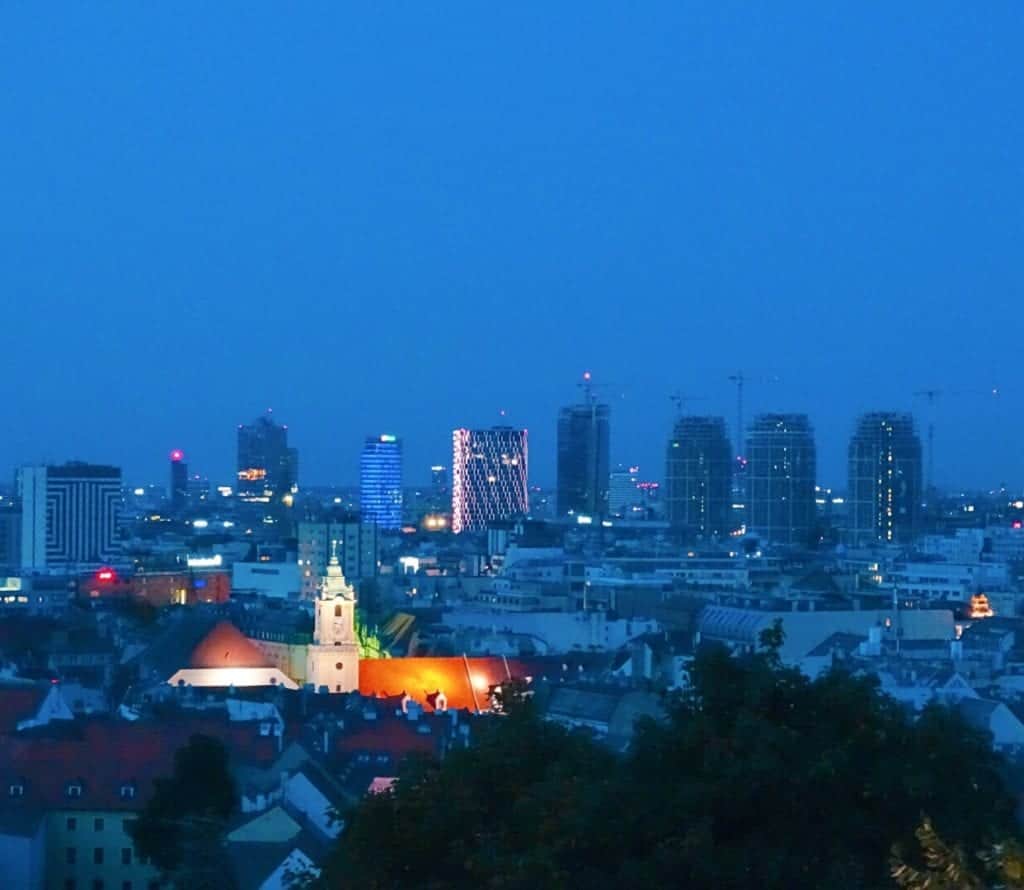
[128,733,239,889]
[892,818,1024,889]
[356,608,389,659]
[321,644,1018,889]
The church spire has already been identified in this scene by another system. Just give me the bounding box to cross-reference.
[321,539,356,602]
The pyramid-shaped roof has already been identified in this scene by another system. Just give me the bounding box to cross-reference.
[189,621,272,669]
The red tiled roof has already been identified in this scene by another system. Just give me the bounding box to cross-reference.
[0,685,48,734]
[0,714,278,814]
[189,621,272,669]
[335,717,440,758]
[358,657,516,712]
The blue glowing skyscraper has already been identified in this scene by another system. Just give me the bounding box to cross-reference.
[360,435,403,529]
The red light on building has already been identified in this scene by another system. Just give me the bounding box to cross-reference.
[96,568,116,583]
[1014,520,1022,530]
[170,449,185,462]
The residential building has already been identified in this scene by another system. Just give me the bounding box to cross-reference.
[359,435,403,530]
[665,416,733,539]
[847,412,922,547]
[451,427,528,533]
[745,414,816,546]
[17,463,122,571]
[297,516,378,600]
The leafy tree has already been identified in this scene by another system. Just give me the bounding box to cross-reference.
[129,733,239,889]
[892,818,1024,889]
[320,644,1018,889]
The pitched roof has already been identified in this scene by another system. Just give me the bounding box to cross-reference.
[0,714,278,815]
[190,622,272,669]
[358,657,515,712]
[0,683,50,734]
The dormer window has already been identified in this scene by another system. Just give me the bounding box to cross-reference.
[119,783,136,800]
[8,783,24,797]
[66,782,83,798]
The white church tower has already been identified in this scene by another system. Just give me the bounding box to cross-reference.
[306,544,361,693]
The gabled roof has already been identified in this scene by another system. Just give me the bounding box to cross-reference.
[190,622,272,669]
[957,697,1003,731]
[227,805,302,844]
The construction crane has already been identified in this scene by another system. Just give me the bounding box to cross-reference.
[727,371,779,460]
[913,386,1001,494]
[669,391,709,419]
[576,370,625,404]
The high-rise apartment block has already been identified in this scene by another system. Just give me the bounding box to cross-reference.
[359,435,403,530]
[297,515,379,599]
[665,416,733,539]
[18,462,122,570]
[745,414,816,546]
[847,412,923,547]
[451,427,528,533]
[556,401,610,517]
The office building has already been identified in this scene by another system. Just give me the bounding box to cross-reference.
[237,412,298,505]
[297,515,379,599]
[451,427,528,533]
[745,414,817,546]
[847,412,923,546]
[360,435,403,529]
[665,416,733,539]
[431,465,449,492]
[556,400,610,516]
[169,449,188,512]
[18,463,122,570]
[608,465,641,518]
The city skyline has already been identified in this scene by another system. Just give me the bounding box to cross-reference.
[0,5,1020,491]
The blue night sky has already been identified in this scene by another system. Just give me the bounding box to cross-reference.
[0,4,1020,491]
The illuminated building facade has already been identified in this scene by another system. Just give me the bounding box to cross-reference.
[451,427,528,533]
[169,448,188,512]
[236,412,298,506]
[360,435,403,529]
[745,414,816,546]
[17,463,122,571]
[556,401,610,517]
[847,412,922,546]
[306,552,361,693]
[665,416,733,539]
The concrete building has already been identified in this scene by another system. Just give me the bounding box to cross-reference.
[297,516,378,600]
[556,398,610,518]
[665,416,733,540]
[17,463,122,571]
[745,414,816,547]
[847,412,922,547]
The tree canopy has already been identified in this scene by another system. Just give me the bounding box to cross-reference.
[129,733,239,888]
[322,640,1018,889]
